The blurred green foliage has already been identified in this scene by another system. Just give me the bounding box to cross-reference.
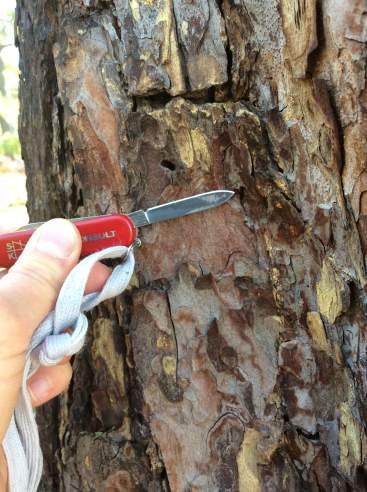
[0,2,20,159]
[0,132,20,157]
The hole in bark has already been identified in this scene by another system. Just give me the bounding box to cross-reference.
[195,274,212,290]
[296,427,320,441]
[356,466,367,489]
[307,0,326,76]
[77,188,84,208]
[160,160,176,172]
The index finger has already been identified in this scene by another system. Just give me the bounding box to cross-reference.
[0,261,112,293]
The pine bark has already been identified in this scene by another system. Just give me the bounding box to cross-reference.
[16,1,367,490]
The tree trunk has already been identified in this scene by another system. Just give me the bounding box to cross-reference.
[16,0,367,490]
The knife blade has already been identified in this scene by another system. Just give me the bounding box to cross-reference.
[128,190,234,227]
[0,190,234,268]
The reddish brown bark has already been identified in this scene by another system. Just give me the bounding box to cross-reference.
[16,0,367,490]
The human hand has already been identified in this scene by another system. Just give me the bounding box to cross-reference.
[0,219,111,488]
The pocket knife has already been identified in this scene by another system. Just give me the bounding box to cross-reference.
[0,190,234,268]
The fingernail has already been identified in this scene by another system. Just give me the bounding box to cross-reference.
[28,377,49,404]
[35,219,78,259]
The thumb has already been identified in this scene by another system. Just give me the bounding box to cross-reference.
[0,218,81,441]
[0,219,82,346]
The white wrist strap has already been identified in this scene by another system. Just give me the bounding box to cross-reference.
[3,246,135,492]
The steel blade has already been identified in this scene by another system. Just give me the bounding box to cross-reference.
[128,190,234,228]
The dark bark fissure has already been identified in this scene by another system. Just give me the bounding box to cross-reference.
[122,292,172,490]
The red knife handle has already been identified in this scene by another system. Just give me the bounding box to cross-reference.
[0,214,137,269]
